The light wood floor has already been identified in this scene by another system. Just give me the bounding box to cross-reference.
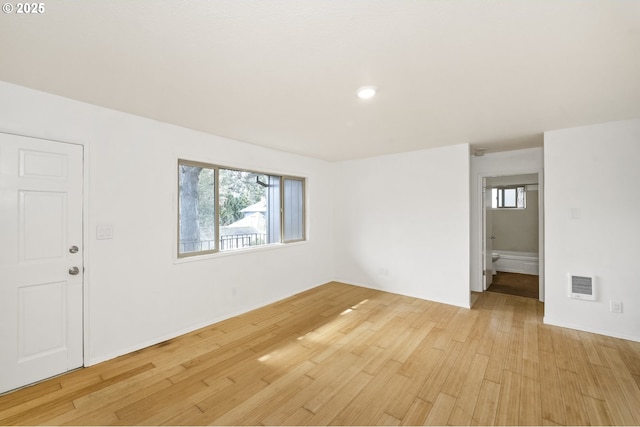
[1,282,639,426]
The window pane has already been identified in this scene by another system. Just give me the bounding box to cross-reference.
[219,169,268,251]
[503,188,516,207]
[517,186,526,208]
[283,178,304,241]
[491,188,498,209]
[179,163,216,255]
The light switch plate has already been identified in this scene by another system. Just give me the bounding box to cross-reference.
[96,224,114,240]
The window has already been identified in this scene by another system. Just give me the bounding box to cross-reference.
[178,161,217,256]
[178,160,306,257]
[283,177,305,242]
[492,186,526,209]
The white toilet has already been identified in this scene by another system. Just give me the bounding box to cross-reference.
[491,252,500,275]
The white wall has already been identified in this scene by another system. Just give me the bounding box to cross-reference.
[492,190,539,253]
[333,144,471,308]
[544,119,640,341]
[0,81,336,365]
[470,148,544,291]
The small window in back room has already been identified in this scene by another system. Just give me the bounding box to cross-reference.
[492,186,526,209]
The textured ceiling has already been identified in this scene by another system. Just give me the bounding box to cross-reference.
[1,0,639,161]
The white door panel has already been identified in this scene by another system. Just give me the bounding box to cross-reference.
[18,281,67,360]
[20,191,68,261]
[0,133,83,394]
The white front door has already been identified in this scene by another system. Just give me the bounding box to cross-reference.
[0,133,84,394]
[483,179,494,290]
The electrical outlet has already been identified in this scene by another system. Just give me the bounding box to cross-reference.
[610,300,623,314]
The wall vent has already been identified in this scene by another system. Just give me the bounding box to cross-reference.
[569,274,596,301]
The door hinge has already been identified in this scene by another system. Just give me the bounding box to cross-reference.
[483,270,486,276]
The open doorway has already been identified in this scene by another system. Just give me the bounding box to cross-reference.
[481,172,544,301]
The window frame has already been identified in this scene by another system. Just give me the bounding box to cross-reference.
[492,185,526,209]
[177,159,219,259]
[177,159,306,258]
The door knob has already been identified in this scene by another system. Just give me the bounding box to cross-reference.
[69,266,80,275]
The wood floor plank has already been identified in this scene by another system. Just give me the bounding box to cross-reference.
[0,362,155,425]
[397,337,444,379]
[599,345,640,424]
[72,364,184,410]
[401,397,433,425]
[447,353,489,425]
[374,365,426,422]
[389,318,436,363]
[194,377,271,424]
[271,349,375,423]
[620,340,640,377]
[440,339,480,398]
[281,407,315,426]
[0,380,62,412]
[519,374,542,426]
[498,299,515,333]
[469,311,498,357]
[417,340,463,404]
[471,379,501,426]
[211,361,316,425]
[450,307,479,343]
[115,378,209,424]
[593,364,638,425]
[505,325,525,374]
[539,350,567,426]
[329,360,402,425]
[305,371,374,425]
[62,377,173,426]
[523,320,539,364]
[582,395,614,426]
[377,412,402,426]
[566,334,604,401]
[495,369,521,425]
[158,405,204,426]
[423,392,456,425]
[557,368,590,425]
[1,281,639,426]
[484,330,509,384]
[537,324,555,354]
[577,330,605,367]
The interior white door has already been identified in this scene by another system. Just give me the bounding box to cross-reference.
[483,179,494,290]
[0,133,84,394]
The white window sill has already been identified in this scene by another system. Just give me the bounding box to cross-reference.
[173,239,308,264]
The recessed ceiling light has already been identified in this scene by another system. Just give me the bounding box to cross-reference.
[357,86,377,100]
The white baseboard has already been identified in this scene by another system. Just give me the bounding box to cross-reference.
[544,316,640,343]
